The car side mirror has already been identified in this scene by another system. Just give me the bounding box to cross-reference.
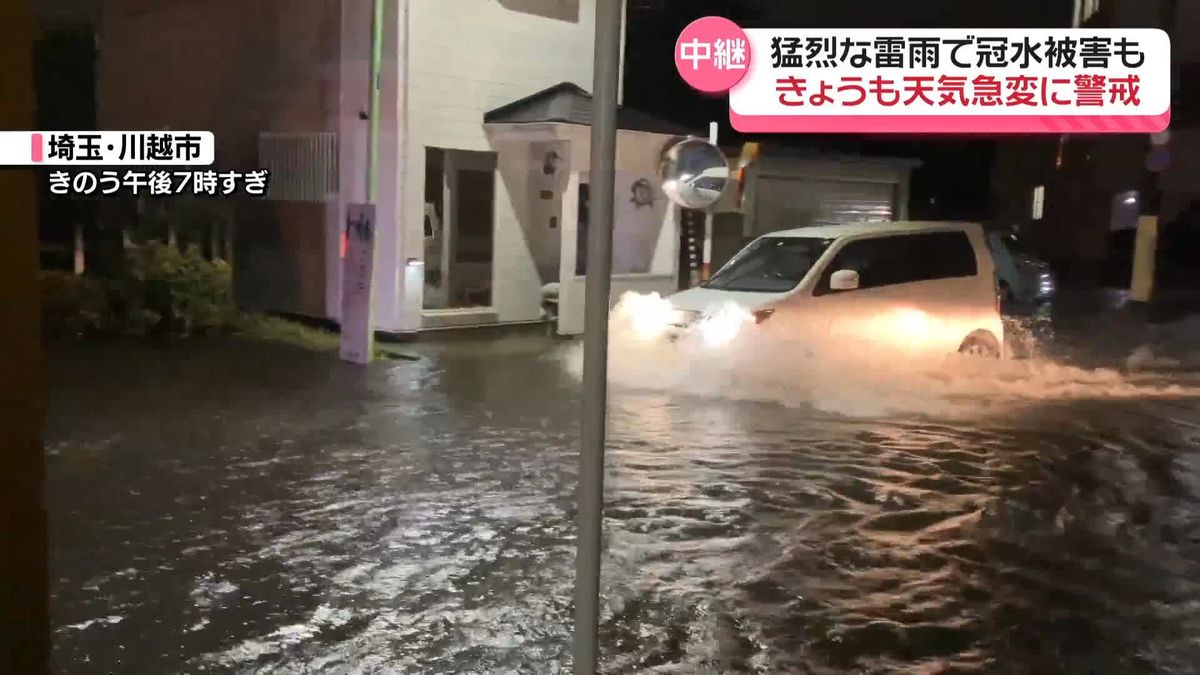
[829,269,859,291]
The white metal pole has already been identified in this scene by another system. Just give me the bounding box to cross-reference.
[346,0,383,364]
[366,0,384,203]
[701,121,718,281]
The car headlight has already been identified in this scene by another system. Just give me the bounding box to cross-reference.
[613,293,675,340]
[696,304,754,348]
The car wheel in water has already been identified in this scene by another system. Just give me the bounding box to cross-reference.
[958,330,1001,359]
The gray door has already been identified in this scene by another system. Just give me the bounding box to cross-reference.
[751,177,896,236]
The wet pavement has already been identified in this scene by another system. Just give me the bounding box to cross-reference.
[45,305,1200,674]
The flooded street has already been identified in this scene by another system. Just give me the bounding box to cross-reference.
[46,315,1200,673]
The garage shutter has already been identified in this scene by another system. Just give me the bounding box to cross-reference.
[752,177,895,236]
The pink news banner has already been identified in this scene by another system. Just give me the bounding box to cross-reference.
[675,17,1171,134]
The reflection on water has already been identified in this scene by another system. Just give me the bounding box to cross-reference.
[46,332,1200,673]
[601,399,1200,673]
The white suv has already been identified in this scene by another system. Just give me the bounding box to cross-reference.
[666,221,1005,358]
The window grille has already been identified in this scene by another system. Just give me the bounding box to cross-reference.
[257,131,338,202]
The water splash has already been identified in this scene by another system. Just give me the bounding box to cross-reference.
[563,292,1200,419]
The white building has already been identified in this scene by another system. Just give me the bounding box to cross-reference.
[333,0,696,336]
[100,0,683,336]
[98,0,918,337]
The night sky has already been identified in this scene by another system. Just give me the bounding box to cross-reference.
[34,0,1078,223]
[622,0,1077,220]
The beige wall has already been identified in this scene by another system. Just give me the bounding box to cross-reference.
[554,126,681,336]
[491,139,571,288]
[488,131,573,323]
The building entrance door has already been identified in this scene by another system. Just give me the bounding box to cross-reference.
[423,148,497,309]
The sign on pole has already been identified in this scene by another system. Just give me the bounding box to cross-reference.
[340,203,376,364]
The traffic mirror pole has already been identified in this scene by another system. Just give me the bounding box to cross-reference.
[572,0,622,671]
[700,121,718,281]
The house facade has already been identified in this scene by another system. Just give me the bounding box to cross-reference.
[341,0,636,334]
[97,0,920,335]
[98,0,634,335]
[990,0,1200,288]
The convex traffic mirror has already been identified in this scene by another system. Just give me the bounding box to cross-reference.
[659,138,729,211]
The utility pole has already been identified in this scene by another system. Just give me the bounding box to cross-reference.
[340,0,385,365]
[366,0,384,204]
[573,0,621,671]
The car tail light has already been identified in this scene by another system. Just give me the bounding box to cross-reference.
[753,308,775,324]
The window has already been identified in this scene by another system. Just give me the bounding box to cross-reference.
[424,148,444,237]
[454,169,494,264]
[815,231,978,295]
[922,231,979,279]
[1031,185,1045,220]
[575,183,590,276]
[702,236,834,293]
[423,203,439,239]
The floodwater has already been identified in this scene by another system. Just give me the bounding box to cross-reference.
[46,307,1200,673]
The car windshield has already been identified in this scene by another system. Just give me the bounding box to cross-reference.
[703,236,834,292]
